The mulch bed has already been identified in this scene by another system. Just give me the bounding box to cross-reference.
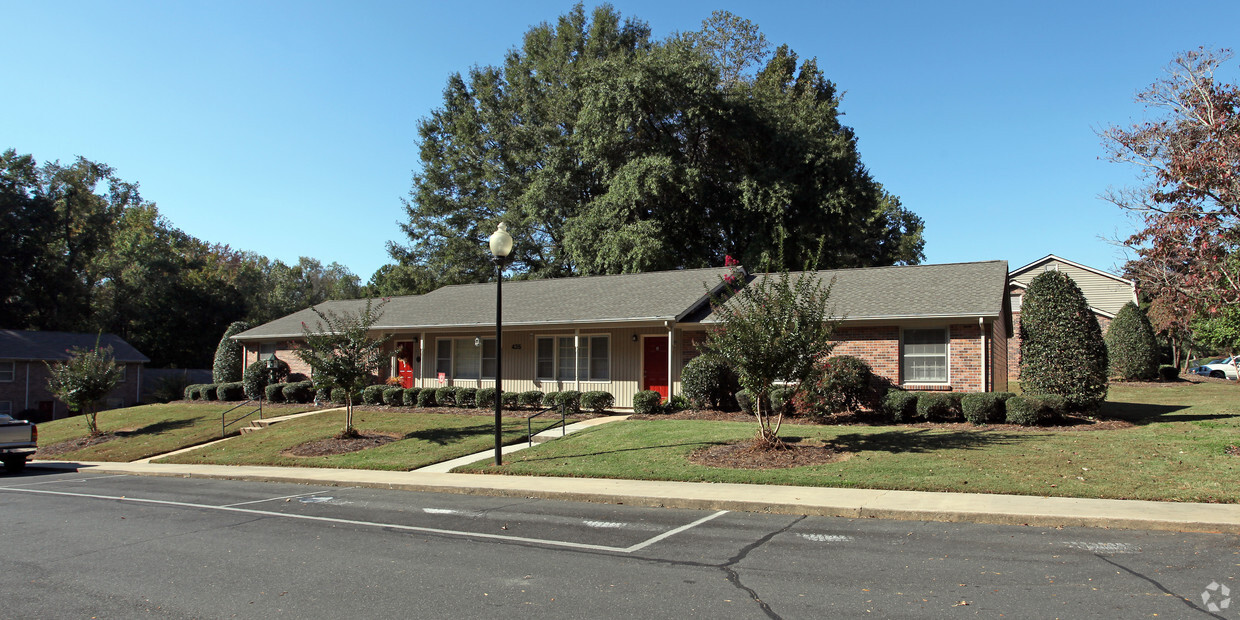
[36,433,119,458]
[634,408,1134,431]
[689,438,848,469]
[283,432,400,457]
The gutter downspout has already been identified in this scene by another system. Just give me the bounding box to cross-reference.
[979,317,987,392]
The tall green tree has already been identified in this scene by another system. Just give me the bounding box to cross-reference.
[45,341,123,436]
[1105,301,1159,380]
[294,299,391,436]
[1019,271,1109,411]
[388,5,923,291]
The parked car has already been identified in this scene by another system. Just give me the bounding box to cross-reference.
[0,413,37,473]
[1190,357,1239,380]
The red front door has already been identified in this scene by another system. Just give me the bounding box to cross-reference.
[642,337,668,400]
[397,341,415,388]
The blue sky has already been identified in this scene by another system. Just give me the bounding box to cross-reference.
[3,1,1237,281]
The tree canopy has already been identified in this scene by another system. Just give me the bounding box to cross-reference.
[388,5,924,293]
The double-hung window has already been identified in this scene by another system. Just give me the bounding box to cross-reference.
[259,343,276,360]
[0,361,14,382]
[902,328,948,383]
[438,338,497,380]
[536,336,609,382]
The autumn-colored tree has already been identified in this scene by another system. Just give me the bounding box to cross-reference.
[1102,48,1240,318]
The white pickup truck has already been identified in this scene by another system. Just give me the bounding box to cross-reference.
[0,414,37,473]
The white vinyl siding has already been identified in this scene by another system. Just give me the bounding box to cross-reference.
[903,328,948,383]
[0,361,13,382]
[537,335,610,382]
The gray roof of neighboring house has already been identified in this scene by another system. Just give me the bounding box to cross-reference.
[233,267,737,340]
[690,260,1010,323]
[0,330,150,363]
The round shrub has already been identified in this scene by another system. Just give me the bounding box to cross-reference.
[769,387,795,417]
[476,387,496,408]
[402,387,420,406]
[314,387,330,404]
[518,391,544,409]
[202,384,219,401]
[219,382,245,401]
[632,390,663,415]
[435,386,457,407]
[212,321,250,384]
[1019,270,1108,412]
[1106,302,1159,381]
[382,387,404,406]
[793,355,877,420]
[1158,365,1180,382]
[184,384,203,400]
[362,385,386,405]
[1005,394,1064,426]
[283,381,312,404]
[555,390,581,413]
[542,391,560,410]
[417,389,437,407]
[961,392,1012,425]
[502,391,519,408]
[915,392,954,421]
[455,387,478,408]
[735,389,755,415]
[581,391,615,413]
[265,383,286,403]
[882,390,917,422]
[681,355,737,410]
[243,358,290,400]
[330,388,348,405]
[666,394,689,413]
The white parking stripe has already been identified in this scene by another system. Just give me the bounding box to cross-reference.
[0,487,727,554]
[0,474,130,488]
[799,533,854,542]
[1065,542,1140,554]
[423,508,460,514]
[222,490,326,507]
[584,520,628,529]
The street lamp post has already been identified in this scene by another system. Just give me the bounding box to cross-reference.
[488,222,514,465]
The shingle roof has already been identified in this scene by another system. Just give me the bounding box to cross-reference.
[691,261,1010,323]
[234,267,736,340]
[0,330,150,363]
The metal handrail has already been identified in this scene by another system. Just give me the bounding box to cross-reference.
[527,402,567,446]
[220,398,263,437]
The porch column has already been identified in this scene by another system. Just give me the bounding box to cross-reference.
[419,333,426,388]
[666,322,674,401]
[574,329,581,392]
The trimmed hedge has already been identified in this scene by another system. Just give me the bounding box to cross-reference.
[518,391,544,409]
[243,358,290,400]
[383,387,404,406]
[769,387,795,416]
[961,392,1013,425]
[402,388,420,406]
[211,321,250,384]
[265,383,286,403]
[542,391,560,410]
[502,391,519,408]
[552,390,581,413]
[681,354,737,410]
[283,381,313,404]
[217,382,245,401]
[417,389,437,407]
[736,389,754,415]
[330,388,348,405]
[881,390,917,422]
[435,386,457,407]
[915,392,954,421]
[793,355,878,419]
[202,384,219,401]
[581,391,614,413]
[185,384,204,400]
[1005,394,1065,426]
[455,387,477,408]
[632,390,663,415]
[476,387,496,408]
[1019,270,1109,412]
[1105,301,1159,381]
[1158,365,1180,382]
[362,385,386,405]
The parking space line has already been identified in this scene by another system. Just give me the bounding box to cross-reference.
[222,490,329,507]
[0,487,724,554]
[0,474,130,489]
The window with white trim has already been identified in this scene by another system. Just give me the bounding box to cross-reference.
[537,335,609,382]
[1009,293,1022,311]
[437,338,498,380]
[902,328,948,383]
[0,361,14,382]
[435,340,452,378]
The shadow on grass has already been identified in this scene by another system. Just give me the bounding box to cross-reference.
[403,422,543,446]
[1097,401,1235,425]
[115,418,197,437]
[512,441,726,462]
[826,428,1025,454]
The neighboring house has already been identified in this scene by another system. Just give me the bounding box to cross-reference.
[235,260,1011,408]
[1007,254,1138,380]
[0,330,150,422]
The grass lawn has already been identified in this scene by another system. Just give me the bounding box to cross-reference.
[457,382,1240,503]
[156,410,556,471]
[36,402,312,462]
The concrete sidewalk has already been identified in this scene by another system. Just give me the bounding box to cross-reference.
[27,459,1240,535]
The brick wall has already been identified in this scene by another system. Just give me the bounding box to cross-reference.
[831,326,900,385]
[0,361,144,422]
[243,342,313,381]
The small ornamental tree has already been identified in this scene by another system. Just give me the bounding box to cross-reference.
[45,341,123,436]
[1105,302,1159,381]
[699,270,837,447]
[1019,271,1109,412]
[293,298,390,437]
[212,321,251,383]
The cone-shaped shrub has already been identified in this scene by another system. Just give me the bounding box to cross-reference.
[1105,301,1159,381]
[212,321,251,383]
[1019,271,1108,412]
